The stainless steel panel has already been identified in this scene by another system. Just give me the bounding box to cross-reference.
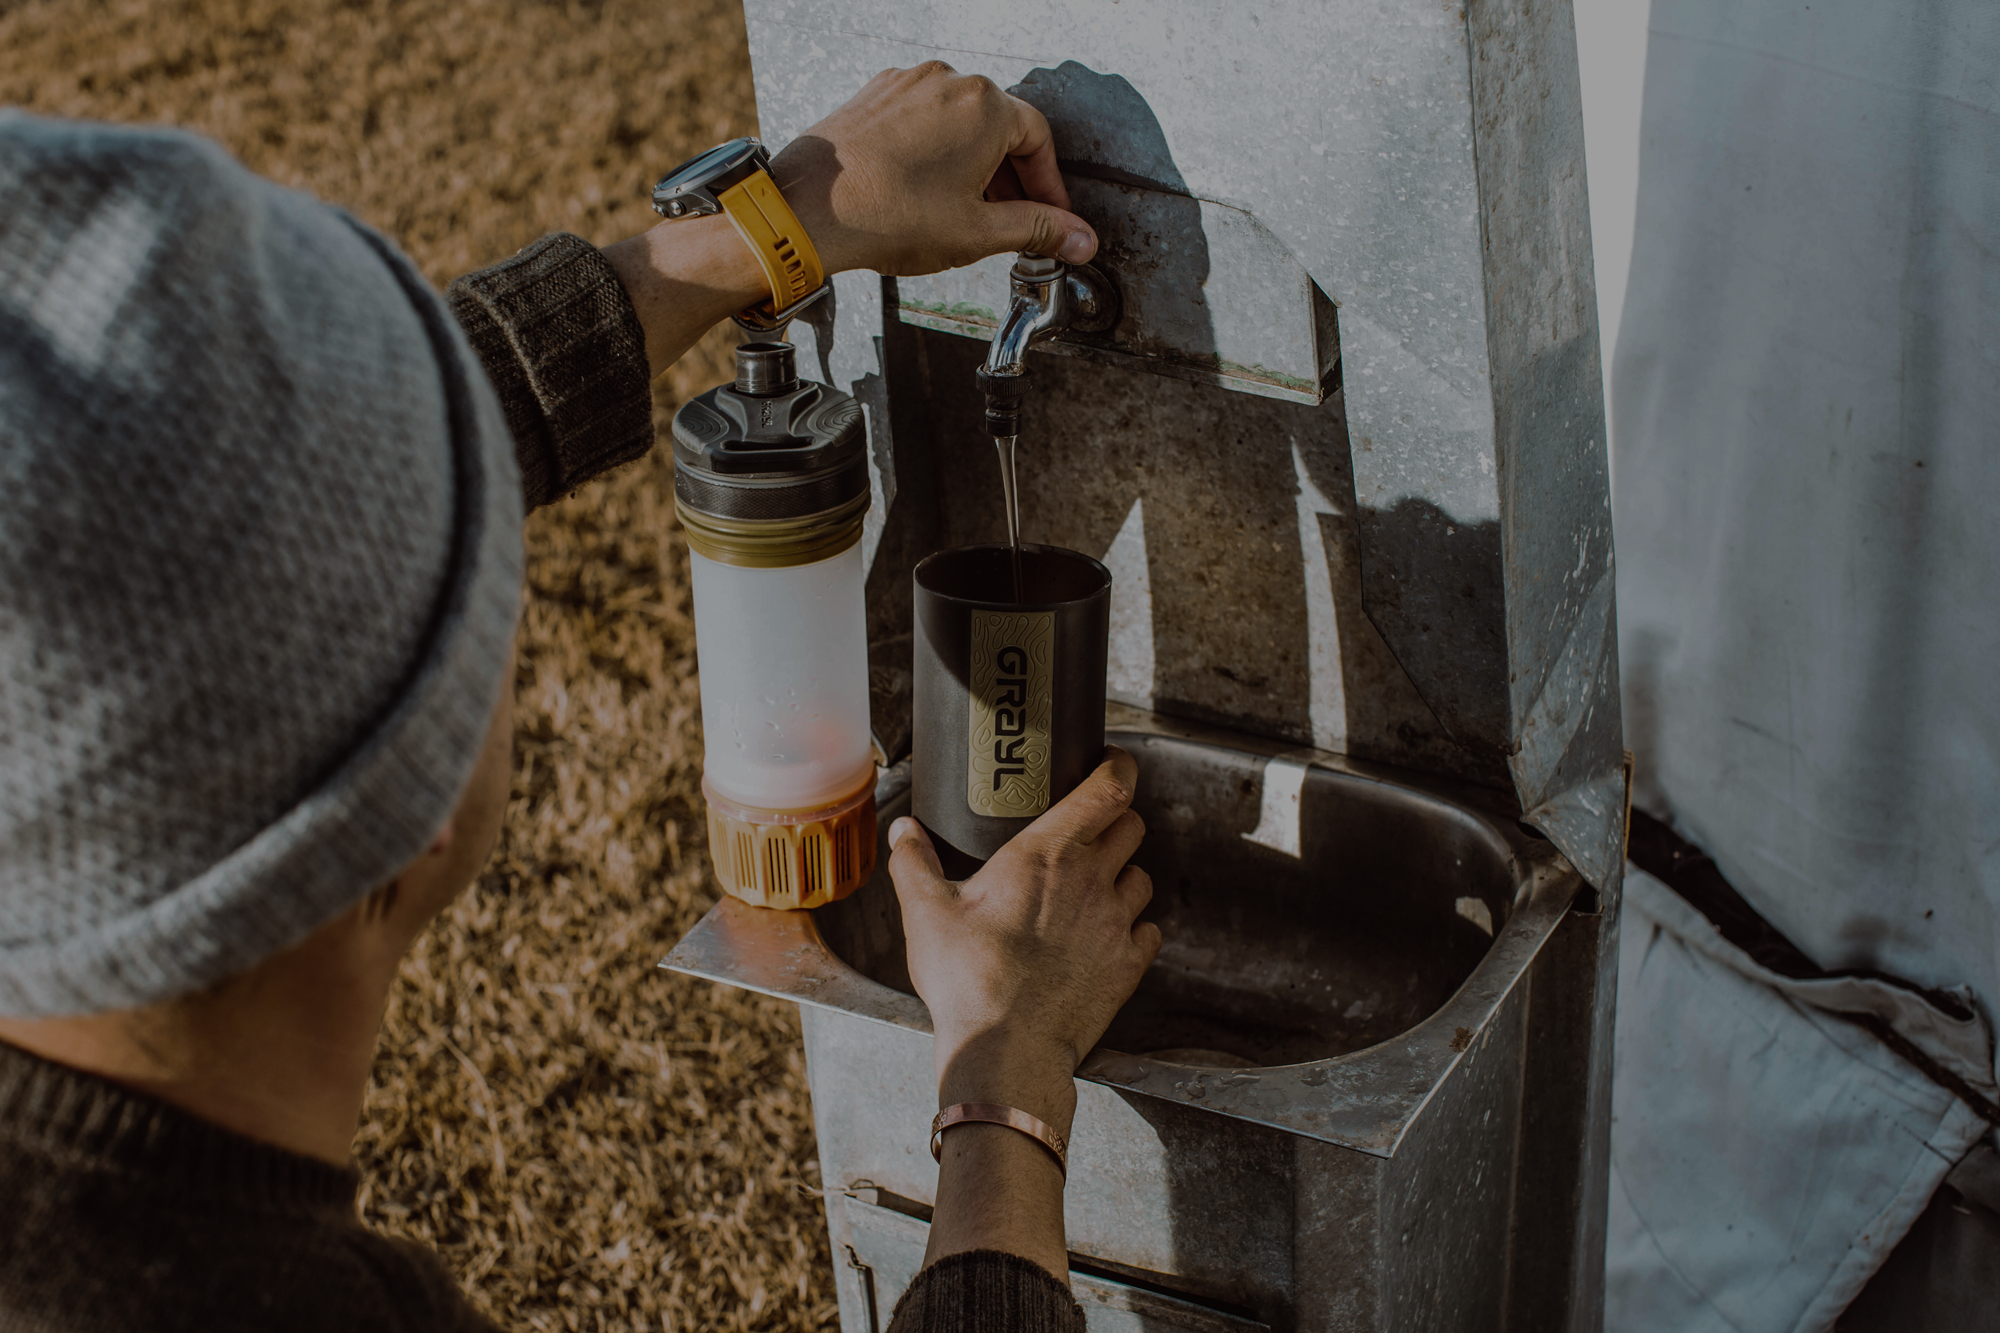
[744,0,1623,897]
[833,1192,1273,1333]
[720,0,1625,1321]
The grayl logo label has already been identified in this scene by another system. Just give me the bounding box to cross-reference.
[759,403,775,427]
[967,610,1055,818]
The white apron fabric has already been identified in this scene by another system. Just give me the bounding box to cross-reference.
[1609,870,1991,1332]
[1608,0,1999,1323]
[1614,0,2000,1020]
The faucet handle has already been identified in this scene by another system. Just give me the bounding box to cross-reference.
[1005,253,1121,336]
[1013,252,1064,281]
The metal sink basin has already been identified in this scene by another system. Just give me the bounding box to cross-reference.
[664,704,1600,1328]
[819,726,1529,1071]
[664,708,1603,1331]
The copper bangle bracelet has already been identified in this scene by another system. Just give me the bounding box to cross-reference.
[930,1102,1069,1178]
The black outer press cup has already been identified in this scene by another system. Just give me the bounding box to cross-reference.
[912,543,1112,876]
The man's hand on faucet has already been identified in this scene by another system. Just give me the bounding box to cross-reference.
[772,62,1100,278]
[603,63,1098,378]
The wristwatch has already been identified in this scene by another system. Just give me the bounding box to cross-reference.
[652,138,831,332]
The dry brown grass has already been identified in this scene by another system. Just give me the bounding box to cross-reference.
[0,1,836,1327]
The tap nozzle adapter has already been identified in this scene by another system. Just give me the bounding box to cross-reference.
[976,366,1026,438]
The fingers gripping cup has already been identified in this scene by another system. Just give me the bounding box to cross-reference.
[912,545,1112,871]
[675,342,877,909]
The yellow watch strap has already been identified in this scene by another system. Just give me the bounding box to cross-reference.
[715,170,825,318]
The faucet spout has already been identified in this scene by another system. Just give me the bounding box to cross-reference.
[976,253,1119,437]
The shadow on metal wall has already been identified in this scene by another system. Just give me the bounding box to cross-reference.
[872,62,1480,787]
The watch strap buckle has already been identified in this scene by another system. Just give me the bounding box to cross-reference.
[733,280,833,335]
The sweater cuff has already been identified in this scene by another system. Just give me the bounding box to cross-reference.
[886,1250,1087,1333]
[447,233,654,511]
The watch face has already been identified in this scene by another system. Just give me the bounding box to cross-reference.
[656,138,764,194]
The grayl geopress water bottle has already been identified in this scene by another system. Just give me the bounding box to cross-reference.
[674,342,875,909]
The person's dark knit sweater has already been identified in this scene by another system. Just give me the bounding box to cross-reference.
[0,232,1085,1333]
[0,1041,1082,1332]
[0,1040,491,1332]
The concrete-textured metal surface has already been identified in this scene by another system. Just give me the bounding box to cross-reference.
[731,4,1624,1325]
[1467,0,1625,890]
[744,0,1490,462]
[900,174,1340,405]
[899,59,1341,404]
[828,1191,1272,1332]
[747,0,1622,890]
[803,1011,1305,1322]
[909,330,1491,786]
[665,710,1593,1329]
[1504,884,1619,1333]
[1374,1001,1524,1333]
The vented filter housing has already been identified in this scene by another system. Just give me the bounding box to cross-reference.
[674,342,875,909]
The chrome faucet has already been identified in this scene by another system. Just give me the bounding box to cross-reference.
[976,253,1120,437]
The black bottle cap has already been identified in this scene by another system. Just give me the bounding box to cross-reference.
[671,342,868,524]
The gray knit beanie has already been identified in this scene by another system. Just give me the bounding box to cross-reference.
[0,114,523,1016]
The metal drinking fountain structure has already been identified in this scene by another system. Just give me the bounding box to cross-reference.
[665,2,1625,1328]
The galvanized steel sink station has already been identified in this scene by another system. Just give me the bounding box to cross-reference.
[665,2,1626,1328]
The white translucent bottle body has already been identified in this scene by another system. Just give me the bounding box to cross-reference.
[689,540,874,812]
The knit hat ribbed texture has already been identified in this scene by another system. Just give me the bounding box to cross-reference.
[0,114,523,1016]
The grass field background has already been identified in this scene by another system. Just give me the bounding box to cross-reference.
[0,2,836,1327]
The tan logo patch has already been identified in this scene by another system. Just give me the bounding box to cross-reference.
[967,610,1055,818]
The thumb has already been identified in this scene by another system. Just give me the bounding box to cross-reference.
[887,816,952,904]
[979,199,1098,264]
